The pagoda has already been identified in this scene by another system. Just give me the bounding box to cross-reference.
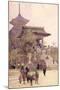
[9,3,29,49]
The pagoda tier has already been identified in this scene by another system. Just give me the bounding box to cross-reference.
[10,14,29,26]
[10,3,29,26]
[9,26,23,37]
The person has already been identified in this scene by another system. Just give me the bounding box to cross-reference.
[36,63,40,70]
[26,74,33,86]
[43,66,46,76]
[19,64,26,84]
[25,66,29,77]
[42,60,47,76]
[20,64,24,72]
[35,70,39,84]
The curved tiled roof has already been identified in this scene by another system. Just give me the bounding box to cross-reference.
[10,14,29,26]
[23,26,51,37]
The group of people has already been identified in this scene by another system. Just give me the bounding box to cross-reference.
[19,63,47,86]
[19,64,39,86]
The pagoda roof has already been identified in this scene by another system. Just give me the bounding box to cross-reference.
[10,14,29,26]
[9,26,22,38]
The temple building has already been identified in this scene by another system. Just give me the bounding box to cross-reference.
[9,3,50,50]
[9,3,51,68]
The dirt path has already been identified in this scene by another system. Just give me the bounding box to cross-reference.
[8,69,58,88]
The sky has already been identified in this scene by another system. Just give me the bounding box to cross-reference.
[9,2,58,47]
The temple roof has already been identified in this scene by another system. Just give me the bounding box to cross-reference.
[10,14,29,26]
[23,26,51,37]
[23,26,44,30]
[33,32,50,36]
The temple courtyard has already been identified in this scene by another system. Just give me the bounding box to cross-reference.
[8,69,58,88]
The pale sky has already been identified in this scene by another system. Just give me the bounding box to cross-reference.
[9,2,58,47]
